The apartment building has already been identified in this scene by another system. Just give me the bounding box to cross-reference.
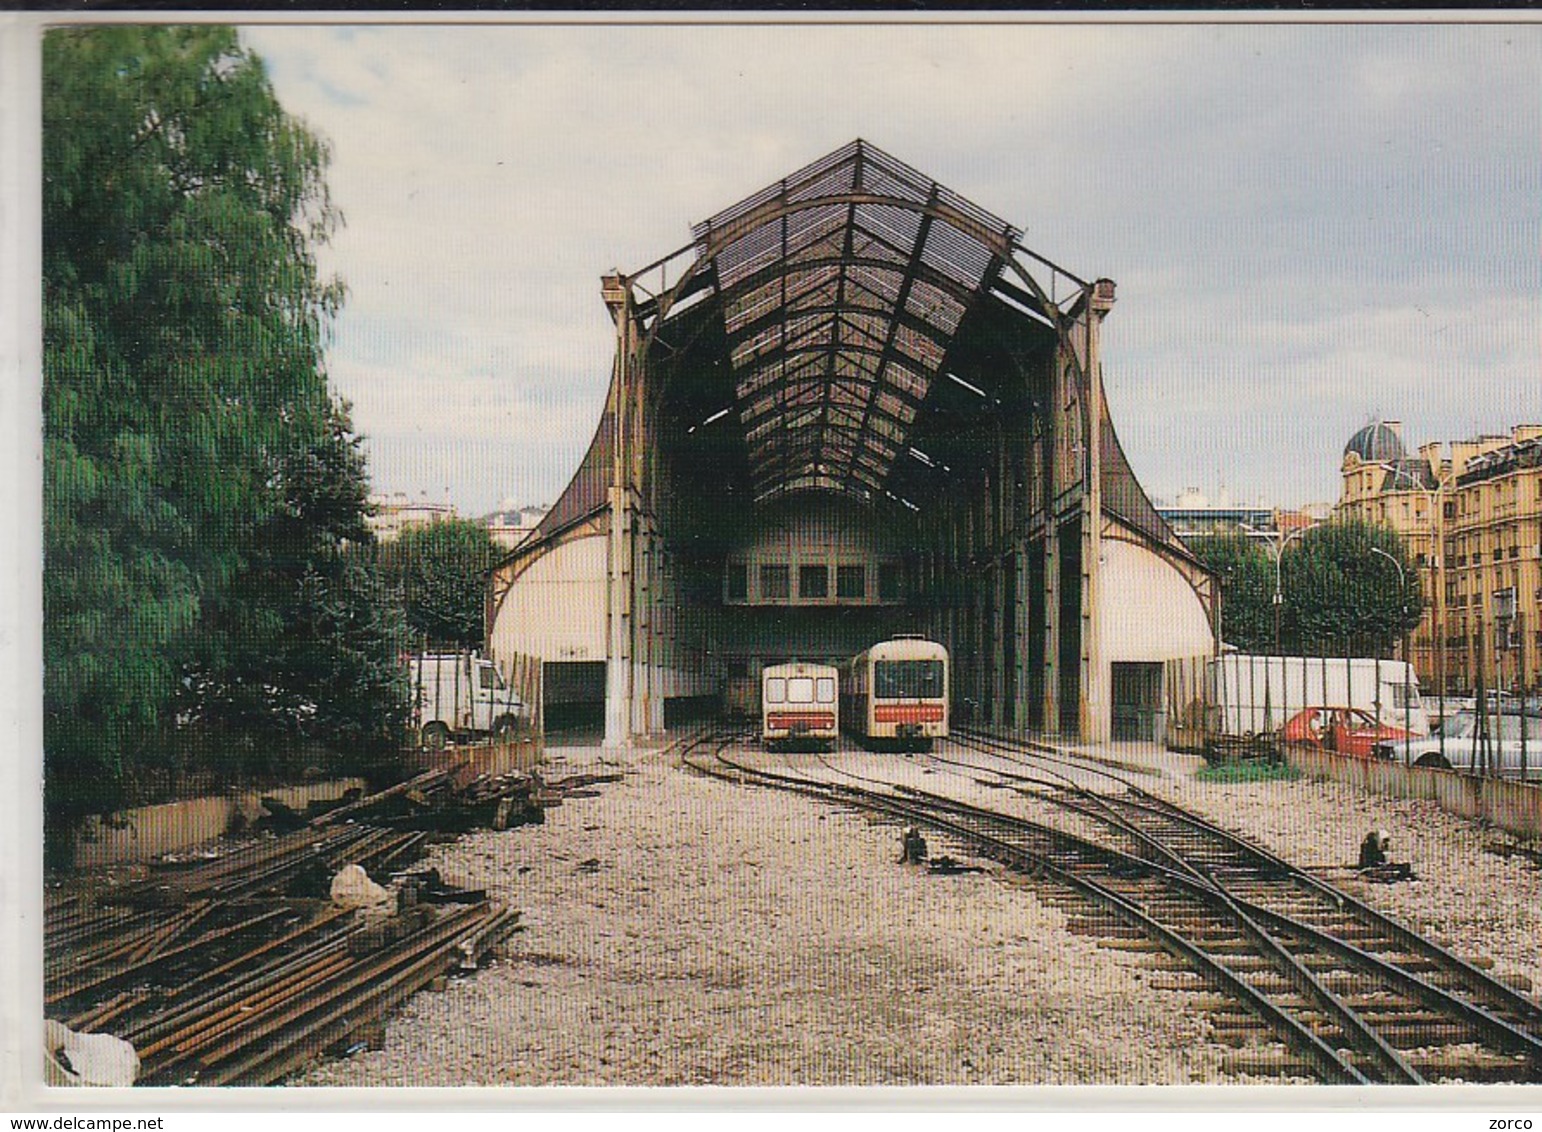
[1337,421,1542,695]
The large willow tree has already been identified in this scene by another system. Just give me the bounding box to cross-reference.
[44,26,407,834]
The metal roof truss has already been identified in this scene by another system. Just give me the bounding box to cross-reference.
[691,140,1020,505]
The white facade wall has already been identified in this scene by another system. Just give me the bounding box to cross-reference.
[488,535,607,663]
[1098,538,1213,662]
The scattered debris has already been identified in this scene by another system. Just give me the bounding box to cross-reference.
[898,827,929,865]
[927,856,984,876]
[1485,842,1542,869]
[1355,829,1414,882]
[1358,828,1391,870]
[310,764,542,833]
[44,1019,140,1087]
[330,864,392,911]
[45,754,536,1086]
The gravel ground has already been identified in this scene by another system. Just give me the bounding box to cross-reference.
[1144,757,1542,999]
[293,737,1542,1089]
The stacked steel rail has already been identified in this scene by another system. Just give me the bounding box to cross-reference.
[45,778,530,1085]
[685,729,1542,1084]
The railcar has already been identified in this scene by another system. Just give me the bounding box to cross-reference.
[841,636,949,750]
[761,661,840,750]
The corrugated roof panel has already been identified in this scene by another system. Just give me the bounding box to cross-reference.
[920,220,995,290]
[724,283,783,333]
[838,315,887,352]
[891,323,946,368]
[854,201,924,250]
[882,358,930,401]
[691,140,1021,504]
[845,264,903,305]
[730,325,783,367]
[785,158,860,204]
[848,228,910,267]
[874,389,914,423]
[904,280,965,334]
[858,159,931,206]
[784,203,847,252]
[832,350,878,379]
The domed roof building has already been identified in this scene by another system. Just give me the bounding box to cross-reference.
[1342,420,1406,466]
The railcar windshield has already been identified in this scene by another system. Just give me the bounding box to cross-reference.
[765,677,786,704]
[874,659,944,700]
[788,677,815,703]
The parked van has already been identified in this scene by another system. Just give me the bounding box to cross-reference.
[407,652,526,749]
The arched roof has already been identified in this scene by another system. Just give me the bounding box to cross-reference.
[687,140,1021,505]
[502,139,1195,572]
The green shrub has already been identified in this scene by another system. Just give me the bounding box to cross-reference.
[1194,759,1302,784]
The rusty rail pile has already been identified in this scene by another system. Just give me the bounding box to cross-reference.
[45,759,545,1085]
[311,765,543,833]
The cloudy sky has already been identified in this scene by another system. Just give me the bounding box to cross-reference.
[237,19,1541,518]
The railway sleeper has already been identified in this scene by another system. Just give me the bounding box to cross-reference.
[1218,1048,1319,1080]
[1405,1052,1537,1085]
[1210,1014,1477,1049]
[1232,968,1411,997]
[1066,917,1145,937]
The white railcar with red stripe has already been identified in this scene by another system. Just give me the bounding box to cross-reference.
[761,661,839,750]
[841,636,949,750]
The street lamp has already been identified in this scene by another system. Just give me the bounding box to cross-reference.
[1244,521,1318,738]
[1369,545,1413,744]
[1267,523,1319,655]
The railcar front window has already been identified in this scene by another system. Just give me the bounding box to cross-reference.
[874,659,944,700]
[766,678,786,704]
[816,677,836,703]
[788,677,815,703]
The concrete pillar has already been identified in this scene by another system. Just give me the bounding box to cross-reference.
[603,277,635,749]
[1014,543,1033,730]
[1042,526,1060,733]
[1078,280,1116,744]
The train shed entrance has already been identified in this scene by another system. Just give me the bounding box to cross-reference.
[489,140,1215,745]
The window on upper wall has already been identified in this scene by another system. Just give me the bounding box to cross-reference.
[837,564,866,599]
[726,563,748,601]
[799,564,829,599]
[878,562,902,602]
[760,564,790,600]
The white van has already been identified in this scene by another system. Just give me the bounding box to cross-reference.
[407,652,526,749]
[1209,654,1429,738]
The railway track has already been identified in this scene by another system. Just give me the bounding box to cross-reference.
[682,727,1542,1085]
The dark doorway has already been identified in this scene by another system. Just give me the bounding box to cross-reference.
[1111,661,1164,742]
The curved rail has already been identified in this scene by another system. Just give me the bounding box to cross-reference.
[948,730,1542,1043]
[686,729,1542,1084]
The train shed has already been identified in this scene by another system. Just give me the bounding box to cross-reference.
[488,140,1215,745]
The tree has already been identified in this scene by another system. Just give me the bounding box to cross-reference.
[173,400,412,780]
[379,519,504,649]
[42,27,397,832]
[1188,532,1276,653]
[1281,519,1424,657]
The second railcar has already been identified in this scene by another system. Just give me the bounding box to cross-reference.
[761,661,839,749]
[841,636,949,749]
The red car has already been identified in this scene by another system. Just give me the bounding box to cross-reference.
[1281,706,1416,759]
